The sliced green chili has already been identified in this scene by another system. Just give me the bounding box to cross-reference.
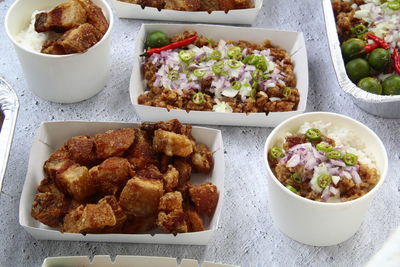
[388,1,400,10]
[327,150,343,159]
[316,142,333,152]
[305,128,321,141]
[231,81,242,91]
[192,92,205,104]
[343,153,358,166]
[270,146,285,159]
[168,70,179,81]
[179,50,194,62]
[243,54,255,64]
[283,87,292,98]
[227,46,242,58]
[290,172,302,184]
[317,174,332,189]
[227,59,241,69]
[256,59,268,71]
[286,185,298,194]
[252,70,264,81]
[193,69,206,78]
[210,50,222,60]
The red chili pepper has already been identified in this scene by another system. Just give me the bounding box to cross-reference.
[364,42,379,53]
[144,35,198,56]
[392,48,400,75]
[366,33,390,49]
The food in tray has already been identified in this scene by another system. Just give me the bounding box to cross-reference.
[332,0,400,95]
[15,0,108,55]
[138,30,300,113]
[31,119,219,235]
[267,121,379,202]
[118,0,254,12]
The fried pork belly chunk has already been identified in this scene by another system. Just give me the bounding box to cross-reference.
[44,157,75,180]
[141,119,193,138]
[157,191,187,233]
[55,164,95,201]
[153,129,193,157]
[31,192,70,227]
[38,178,64,196]
[136,164,163,180]
[94,128,135,159]
[185,208,205,232]
[119,177,164,217]
[191,144,213,173]
[163,165,179,192]
[98,196,127,233]
[164,0,201,11]
[127,129,159,169]
[173,158,192,189]
[42,23,103,55]
[35,0,87,33]
[62,201,116,233]
[123,215,157,234]
[89,157,133,195]
[77,0,109,34]
[189,183,218,217]
[65,136,97,166]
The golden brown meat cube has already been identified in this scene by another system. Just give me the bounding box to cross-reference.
[173,158,192,189]
[163,165,179,192]
[65,136,97,166]
[89,157,133,195]
[55,164,95,201]
[98,196,127,233]
[159,191,183,211]
[164,0,200,11]
[38,178,64,196]
[34,0,87,33]
[123,215,157,234]
[157,210,188,234]
[94,128,135,159]
[77,0,109,34]
[190,143,213,173]
[189,182,218,217]
[43,23,103,55]
[141,119,193,138]
[127,129,159,169]
[62,201,116,233]
[31,192,69,227]
[44,158,75,180]
[153,129,193,157]
[119,177,164,217]
[48,146,71,161]
[186,208,205,232]
[136,164,163,180]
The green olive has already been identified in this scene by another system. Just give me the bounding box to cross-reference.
[368,48,391,72]
[346,58,370,83]
[382,75,400,95]
[357,77,382,95]
[341,38,366,61]
[146,31,170,48]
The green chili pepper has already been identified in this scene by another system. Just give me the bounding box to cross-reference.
[283,87,291,98]
[227,46,242,58]
[250,88,257,98]
[263,73,270,80]
[290,172,302,184]
[305,128,321,141]
[212,65,222,75]
[192,92,205,104]
[193,69,206,78]
[252,70,264,81]
[231,81,242,91]
[270,146,285,159]
[327,150,343,159]
[227,59,241,69]
[256,59,268,71]
[210,50,222,60]
[353,24,367,35]
[179,50,194,62]
[286,185,298,194]
[168,70,179,81]
[388,1,400,10]
[243,54,255,64]
[316,142,333,152]
[317,174,332,189]
[343,153,358,166]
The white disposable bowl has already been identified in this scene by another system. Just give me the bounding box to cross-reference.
[264,112,388,246]
[5,0,113,103]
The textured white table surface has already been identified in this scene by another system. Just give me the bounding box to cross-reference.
[0,0,399,266]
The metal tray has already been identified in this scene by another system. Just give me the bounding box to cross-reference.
[323,0,400,118]
[0,78,19,190]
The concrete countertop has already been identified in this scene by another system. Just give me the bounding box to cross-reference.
[0,0,399,266]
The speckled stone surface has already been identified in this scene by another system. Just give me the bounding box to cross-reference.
[0,0,399,266]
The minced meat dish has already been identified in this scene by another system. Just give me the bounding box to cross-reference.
[138,30,300,113]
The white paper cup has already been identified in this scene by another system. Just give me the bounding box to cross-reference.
[264,112,388,246]
[5,0,113,103]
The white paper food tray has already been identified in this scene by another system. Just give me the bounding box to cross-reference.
[42,255,239,267]
[20,121,224,245]
[110,0,262,25]
[129,24,308,127]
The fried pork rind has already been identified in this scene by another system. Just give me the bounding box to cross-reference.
[153,129,193,157]
[189,182,218,217]
[185,208,205,232]
[44,158,75,180]
[65,136,97,166]
[191,143,213,173]
[38,178,64,196]
[77,0,109,35]
[141,119,194,139]
[31,192,70,227]
[94,128,135,159]
[136,164,163,180]
[90,157,133,196]
[173,158,192,189]
[123,215,157,234]
[157,191,188,234]
[34,0,87,33]
[55,164,96,201]
[127,129,159,170]
[164,0,201,11]
[98,196,127,233]
[62,201,116,233]
[163,165,179,192]
[119,177,164,217]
